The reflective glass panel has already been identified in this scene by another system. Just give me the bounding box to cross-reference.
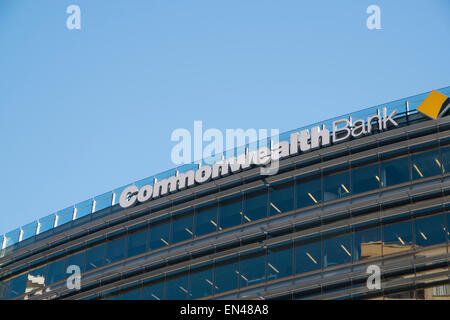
[267,242,293,281]
[149,218,170,250]
[269,179,294,216]
[85,244,105,271]
[119,284,141,300]
[218,195,242,230]
[46,259,65,284]
[323,233,352,268]
[142,276,164,300]
[214,256,239,295]
[105,236,125,265]
[189,263,214,299]
[239,250,266,288]
[243,188,268,223]
[194,202,218,237]
[296,174,321,209]
[171,210,194,244]
[294,236,321,275]
[323,170,350,202]
[7,273,27,299]
[165,269,188,300]
[411,149,442,180]
[414,214,446,247]
[380,156,410,187]
[383,221,413,253]
[351,163,380,195]
[65,250,85,276]
[353,225,381,261]
[126,225,148,258]
[441,146,450,174]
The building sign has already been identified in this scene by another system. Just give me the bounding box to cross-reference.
[120,107,399,209]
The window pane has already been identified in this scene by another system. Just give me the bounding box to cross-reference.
[7,273,27,299]
[243,188,268,223]
[296,174,321,209]
[269,179,294,216]
[194,202,218,237]
[415,214,447,247]
[411,149,442,180]
[127,226,148,258]
[267,242,292,281]
[351,163,380,195]
[323,170,350,202]
[119,284,141,300]
[165,269,188,300]
[294,236,321,275]
[105,236,125,265]
[219,195,242,230]
[214,256,239,295]
[239,250,266,288]
[142,276,164,300]
[65,250,85,276]
[171,210,194,244]
[189,263,213,299]
[149,218,170,250]
[323,233,352,268]
[27,265,47,294]
[383,221,413,253]
[47,259,65,284]
[441,146,450,174]
[85,244,105,272]
[353,226,381,261]
[380,156,410,187]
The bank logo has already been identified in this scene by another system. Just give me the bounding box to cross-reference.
[417,90,450,119]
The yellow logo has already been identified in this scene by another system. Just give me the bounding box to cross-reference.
[417,90,450,119]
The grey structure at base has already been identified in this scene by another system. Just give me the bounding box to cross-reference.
[1,87,450,300]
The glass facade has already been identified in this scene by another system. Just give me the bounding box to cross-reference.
[3,144,450,300]
[2,87,450,300]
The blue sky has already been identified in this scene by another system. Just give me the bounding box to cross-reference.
[0,0,449,236]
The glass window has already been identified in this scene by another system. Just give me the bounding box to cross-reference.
[165,269,188,300]
[149,218,170,250]
[105,235,125,265]
[323,232,352,268]
[380,156,410,187]
[383,221,413,253]
[243,188,268,223]
[189,263,214,299]
[239,250,266,288]
[85,244,105,272]
[7,273,27,299]
[219,194,242,230]
[119,283,141,300]
[296,173,322,209]
[351,163,380,195]
[414,214,447,247]
[411,149,442,180]
[194,202,218,237]
[294,236,321,275]
[142,276,164,300]
[267,242,293,281]
[47,259,65,284]
[126,226,148,258]
[269,179,294,216]
[441,146,450,174]
[171,210,194,244]
[27,265,47,294]
[353,225,381,261]
[65,250,85,276]
[323,170,350,202]
[214,256,239,295]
